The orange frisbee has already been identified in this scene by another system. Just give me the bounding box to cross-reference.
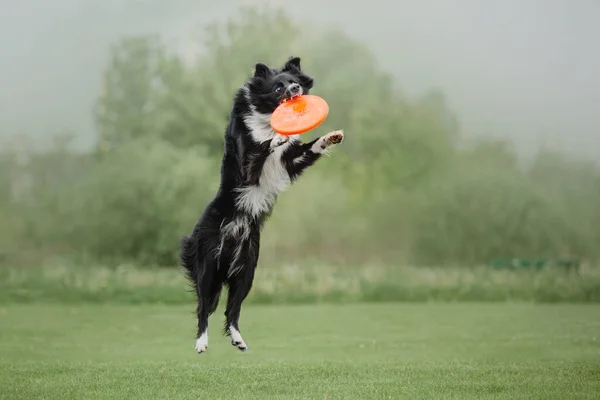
[270,95,329,135]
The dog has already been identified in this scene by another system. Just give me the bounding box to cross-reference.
[180,56,344,354]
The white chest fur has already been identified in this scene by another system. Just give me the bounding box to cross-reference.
[236,108,297,217]
[238,143,292,215]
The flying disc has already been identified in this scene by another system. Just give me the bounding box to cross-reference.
[270,95,329,135]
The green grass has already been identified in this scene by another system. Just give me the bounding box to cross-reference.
[1,303,599,399]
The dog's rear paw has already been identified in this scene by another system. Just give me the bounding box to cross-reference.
[195,333,208,354]
[229,326,248,352]
[232,339,248,352]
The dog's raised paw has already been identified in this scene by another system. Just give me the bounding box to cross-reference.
[325,130,344,145]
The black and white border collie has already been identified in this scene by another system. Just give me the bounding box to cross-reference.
[180,56,344,354]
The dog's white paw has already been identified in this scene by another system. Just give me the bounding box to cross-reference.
[229,326,248,352]
[324,130,344,145]
[270,134,289,150]
[195,332,208,353]
[311,130,344,153]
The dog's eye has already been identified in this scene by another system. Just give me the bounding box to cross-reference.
[275,84,284,93]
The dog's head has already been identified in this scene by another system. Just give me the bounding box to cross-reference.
[246,57,314,114]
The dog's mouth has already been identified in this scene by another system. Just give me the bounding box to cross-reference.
[280,93,302,103]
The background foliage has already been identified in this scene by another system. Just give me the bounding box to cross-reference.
[2,7,599,276]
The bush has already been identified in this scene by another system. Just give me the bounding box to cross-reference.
[36,139,218,265]
[2,263,599,304]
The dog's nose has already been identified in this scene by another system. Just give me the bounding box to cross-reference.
[287,83,302,96]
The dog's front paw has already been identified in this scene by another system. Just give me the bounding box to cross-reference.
[312,130,344,153]
[270,134,289,150]
[324,130,344,145]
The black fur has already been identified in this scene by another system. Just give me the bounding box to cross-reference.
[180,56,343,353]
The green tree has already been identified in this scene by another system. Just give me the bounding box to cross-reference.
[94,36,167,151]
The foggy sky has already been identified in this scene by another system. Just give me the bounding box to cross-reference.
[1,0,598,159]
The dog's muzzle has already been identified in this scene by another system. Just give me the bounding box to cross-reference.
[285,83,302,98]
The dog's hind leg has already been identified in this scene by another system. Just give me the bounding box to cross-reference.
[194,255,218,354]
[207,264,227,315]
[223,237,259,351]
[207,283,222,315]
[223,269,255,351]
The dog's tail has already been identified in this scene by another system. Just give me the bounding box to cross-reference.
[180,235,199,285]
[180,234,223,315]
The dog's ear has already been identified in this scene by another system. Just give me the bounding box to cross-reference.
[253,62,271,78]
[284,56,302,71]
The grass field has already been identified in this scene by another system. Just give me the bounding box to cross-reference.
[1,303,599,399]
